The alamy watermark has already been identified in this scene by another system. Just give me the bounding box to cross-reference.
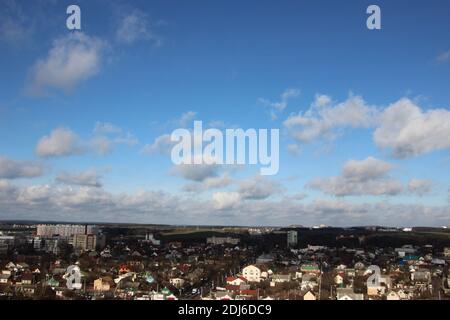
[170,121,279,176]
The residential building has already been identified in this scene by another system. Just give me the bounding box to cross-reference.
[37,224,98,237]
[287,230,298,247]
[207,236,239,245]
[72,234,105,251]
[242,265,261,283]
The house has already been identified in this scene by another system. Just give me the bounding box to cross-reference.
[411,270,431,283]
[166,293,178,300]
[271,274,291,283]
[367,275,391,296]
[256,253,274,264]
[0,274,10,284]
[169,277,185,288]
[118,265,131,274]
[443,247,450,257]
[18,272,33,285]
[5,262,16,270]
[16,284,36,297]
[303,291,316,300]
[226,276,247,286]
[336,288,364,300]
[301,274,317,291]
[334,274,344,286]
[397,289,412,300]
[94,277,113,292]
[345,268,356,278]
[354,262,365,270]
[395,245,416,257]
[242,265,261,283]
[386,291,400,300]
[300,264,320,275]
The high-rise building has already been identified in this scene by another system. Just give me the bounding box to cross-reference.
[287,230,298,247]
[36,224,98,237]
[72,234,105,251]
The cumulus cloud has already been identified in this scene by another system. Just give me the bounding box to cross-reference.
[374,98,450,158]
[308,157,403,196]
[35,127,84,158]
[141,134,174,155]
[36,124,138,158]
[259,88,300,119]
[171,163,219,182]
[0,156,43,179]
[342,157,393,182]
[183,173,233,192]
[116,10,160,45]
[212,191,240,210]
[284,94,378,143]
[408,179,433,196]
[176,111,197,127]
[27,33,107,96]
[90,132,138,155]
[237,176,281,200]
[56,169,103,188]
[281,95,450,159]
[141,112,198,155]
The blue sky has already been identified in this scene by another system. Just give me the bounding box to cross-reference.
[1,0,450,226]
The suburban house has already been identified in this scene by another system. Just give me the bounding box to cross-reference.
[0,274,10,284]
[226,276,247,286]
[303,291,316,300]
[93,277,113,292]
[271,274,291,283]
[169,277,185,288]
[336,288,364,300]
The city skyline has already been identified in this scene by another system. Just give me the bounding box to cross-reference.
[1,0,450,226]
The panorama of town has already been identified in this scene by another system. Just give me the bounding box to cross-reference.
[0,222,450,300]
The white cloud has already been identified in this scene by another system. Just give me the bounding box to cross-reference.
[374,98,450,158]
[116,10,158,45]
[141,134,174,155]
[284,94,378,143]
[308,157,403,196]
[282,95,450,158]
[90,132,138,155]
[177,111,197,127]
[0,156,43,179]
[342,157,393,182]
[56,169,102,188]
[237,176,281,200]
[171,163,219,182]
[183,173,233,192]
[27,33,107,95]
[212,191,240,210]
[141,112,198,155]
[259,88,300,119]
[17,184,51,203]
[436,51,450,63]
[94,122,123,134]
[35,127,84,158]
[36,124,137,158]
[408,179,433,196]
[0,181,449,226]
